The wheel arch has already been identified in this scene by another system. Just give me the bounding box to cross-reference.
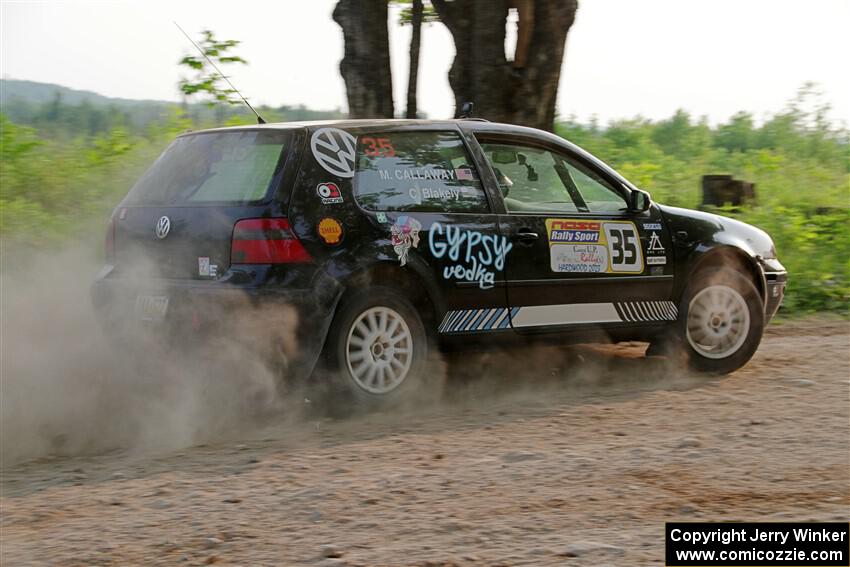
[337,258,446,333]
[677,244,765,305]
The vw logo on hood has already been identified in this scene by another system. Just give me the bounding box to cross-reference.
[155,216,171,239]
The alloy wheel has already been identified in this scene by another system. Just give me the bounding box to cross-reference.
[345,306,414,394]
[686,284,751,359]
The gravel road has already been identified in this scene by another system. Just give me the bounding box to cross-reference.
[2,319,848,566]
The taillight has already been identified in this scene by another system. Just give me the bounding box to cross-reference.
[105,217,115,263]
[231,218,312,264]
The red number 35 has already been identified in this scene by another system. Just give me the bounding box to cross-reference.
[362,137,395,157]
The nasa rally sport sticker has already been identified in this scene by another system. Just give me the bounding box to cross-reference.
[316,182,344,205]
[310,128,357,178]
[317,217,343,246]
[546,218,644,274]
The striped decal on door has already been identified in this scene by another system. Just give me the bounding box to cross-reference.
[438,301,678,334]
[438,307,518,333]
[614,301,678,322]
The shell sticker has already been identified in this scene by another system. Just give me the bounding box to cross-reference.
[318,217,343,246]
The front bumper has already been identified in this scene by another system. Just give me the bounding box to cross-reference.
[91,264,341,379]
[759,257,787,322]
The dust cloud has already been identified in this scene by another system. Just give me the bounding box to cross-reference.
[1,244,695,468]
[1,246,302,466]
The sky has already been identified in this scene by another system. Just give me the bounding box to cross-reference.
[1,0,848,126]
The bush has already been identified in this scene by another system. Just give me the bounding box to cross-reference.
[1,87,847,315]
[556,87,848,315]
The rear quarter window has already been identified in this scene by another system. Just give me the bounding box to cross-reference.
[125,130,290,205]
[353,131,489,213]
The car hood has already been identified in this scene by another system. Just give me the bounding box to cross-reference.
[658,205,777,260]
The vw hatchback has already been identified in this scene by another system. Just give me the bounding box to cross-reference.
[92,119,787,403]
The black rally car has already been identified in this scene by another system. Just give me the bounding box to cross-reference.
[92,119,787,401]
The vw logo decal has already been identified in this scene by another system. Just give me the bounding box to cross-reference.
[310,127,357,178]
[155,216,171,239]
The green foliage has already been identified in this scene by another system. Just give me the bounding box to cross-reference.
[392,1,439,25]
[558,85,849,315]
[0,114,170,248]
[177,30,249,107]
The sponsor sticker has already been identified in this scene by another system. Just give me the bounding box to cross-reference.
[198,257,218,277]
[546,219,602,243]
[647,231,666,254]
[429,222,513,290]
[643,222,662,230]
[317,217,343,245]
[546,219,644,273]
[455,167,474,181]
[550,244,609,273]
[390,216,422,266]
[376,212,388,224]
[316,182,344,205]
[647,256,667,265]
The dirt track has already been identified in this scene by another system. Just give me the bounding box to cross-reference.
[2,319,849,566]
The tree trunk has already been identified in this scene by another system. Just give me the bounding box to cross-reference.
[431,0,578,132]
[406,0,424,119]
[333,0,394,118]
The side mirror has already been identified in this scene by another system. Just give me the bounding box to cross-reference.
[628,189,651,213]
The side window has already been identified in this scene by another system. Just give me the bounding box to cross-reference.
[479,142,626,214]
[353,131,489,213]
[563,161,628,213]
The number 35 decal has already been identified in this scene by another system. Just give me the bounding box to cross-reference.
[361,137,395,157]
[603,222,643,273]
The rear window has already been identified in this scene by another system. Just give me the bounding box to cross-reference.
[353,131,489,213]
[125,130,290,205]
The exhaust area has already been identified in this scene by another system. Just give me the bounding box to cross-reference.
[1,246,301,466]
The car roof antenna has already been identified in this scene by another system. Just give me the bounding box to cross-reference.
[459,101,474,119]
[174,22,266,124]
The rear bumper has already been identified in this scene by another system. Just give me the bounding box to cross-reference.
[91,264,341,378]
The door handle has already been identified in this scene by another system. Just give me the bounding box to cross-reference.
[513,228,539,244]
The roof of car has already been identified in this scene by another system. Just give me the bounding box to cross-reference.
[186,118,572,147]
[180,118,639,193]
[188,118,531,134]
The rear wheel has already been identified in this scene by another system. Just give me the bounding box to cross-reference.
[678,268,764,374]
[322,287,431,408]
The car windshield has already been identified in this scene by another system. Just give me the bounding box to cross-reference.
[125,130,290,205]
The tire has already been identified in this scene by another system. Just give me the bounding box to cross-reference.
[677,268,765,374]
[321,286,431,409]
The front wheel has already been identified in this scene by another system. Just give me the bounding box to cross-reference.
[678,268,765,374]
[321,287,431,408]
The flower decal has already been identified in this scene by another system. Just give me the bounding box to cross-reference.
[390,216,422,266]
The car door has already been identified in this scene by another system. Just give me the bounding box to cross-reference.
[472,134,676,333]
[347,126,511,338]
